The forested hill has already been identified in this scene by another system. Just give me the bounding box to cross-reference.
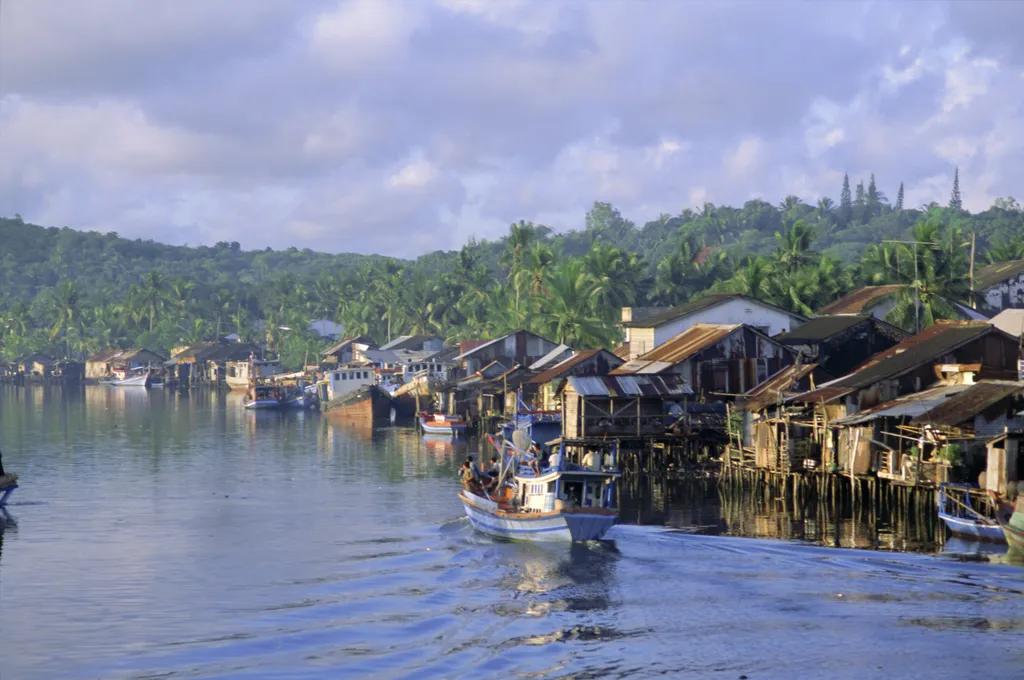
[2,173,1024,369]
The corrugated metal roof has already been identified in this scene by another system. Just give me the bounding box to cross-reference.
[833,384,970,426]
[974,260,1024,291]
[612,342,631,360]
[776,315,870,343]
[528,349,624,385]
[743,363,820,411]
[989,309,1024,337]
[827,322,997,391]
[321,335,375,356]
[612,324,741,375]
[818,285,903,314]
[565,375,692,397]
[790,385,855,404]
[528,344,574,370]
[912,380,1024,427]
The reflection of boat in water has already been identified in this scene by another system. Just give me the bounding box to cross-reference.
[936,483,1008,543]
[420,413,467,436]
[459,437,620,542]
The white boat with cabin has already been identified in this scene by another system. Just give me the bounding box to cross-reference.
[458,437,620,542]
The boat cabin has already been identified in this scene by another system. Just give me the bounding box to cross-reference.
[517,439,619,513]
[320,367,374,402]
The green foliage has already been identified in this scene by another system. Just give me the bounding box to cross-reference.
[936,443,963,466]
[2,181,1024,361]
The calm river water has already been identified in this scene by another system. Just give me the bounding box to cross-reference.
[1,386,1022,679]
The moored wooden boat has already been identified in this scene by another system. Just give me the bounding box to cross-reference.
[997,495,1024,554]
[243,384,286,410]
[936,483,1008,543]
[420,413,467,435]
[458,437,620,542]
[111,372,150,387]
[321,385,392,426]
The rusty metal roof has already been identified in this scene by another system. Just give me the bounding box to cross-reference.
[612,324,741,375]
[565,375,693,397]
[743,363,821,411]
[612,342,631,360]
[973,260,1024,291]
[911,380,1024,427]
[528,349,622,385]
[790,385,855,404]
[833,384,970,426]
[827,321,999,390]
[818,285,903,314]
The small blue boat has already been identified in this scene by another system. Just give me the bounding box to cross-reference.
[937,483,1008,543]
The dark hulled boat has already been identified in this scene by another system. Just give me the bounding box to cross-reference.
[321,385,393,427]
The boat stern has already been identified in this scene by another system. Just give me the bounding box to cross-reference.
[563,511,618,541]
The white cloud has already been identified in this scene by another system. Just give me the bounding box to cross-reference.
[387,158,440,189]
[723,137,763,178]
[1,0,1024,256]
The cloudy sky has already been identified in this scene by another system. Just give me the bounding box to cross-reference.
[1,1,1022,257]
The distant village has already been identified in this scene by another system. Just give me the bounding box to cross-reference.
[6,260,1024,507]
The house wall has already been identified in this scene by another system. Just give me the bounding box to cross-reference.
[674,328,792,397]
[643,299,803,351]
[981,272,1024,313]
[85,361,110,379]
[625,328,656,358]
[464,332,558,374]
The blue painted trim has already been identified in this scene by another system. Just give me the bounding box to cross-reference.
[0,484,17,506]
[467,516,566,534]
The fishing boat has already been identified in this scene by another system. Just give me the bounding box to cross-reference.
[111,371,151,387]
[998,495,1024,554]
[458,437,620,542]
[285,383,319,410]
[936,483,1009,542]
[420,413,467,436]
[243,384,286,410]
[321,384,392,426]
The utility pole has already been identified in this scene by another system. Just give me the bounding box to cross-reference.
[969,232,977,309]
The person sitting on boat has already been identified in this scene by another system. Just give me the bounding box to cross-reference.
[458,461,475,489]
[466,456,488,485]
[582,449,601,471]
[526,443,543,475]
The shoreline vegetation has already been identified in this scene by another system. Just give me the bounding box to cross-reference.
[3,173,1023,370]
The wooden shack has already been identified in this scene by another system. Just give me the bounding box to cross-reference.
[559,375,692,439]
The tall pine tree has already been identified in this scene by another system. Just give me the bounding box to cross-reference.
[895,182,904,211]
[854,180,867,223]
[839,173,852,225]
[949,167,962,211]
[867,173,880,219]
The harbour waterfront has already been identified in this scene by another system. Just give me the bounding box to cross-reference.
[1,385,1022,679]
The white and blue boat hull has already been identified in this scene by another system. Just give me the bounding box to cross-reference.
[421,419,467,435]
[938,512,1006,542]
[244,399,282,410]
[459,492,617,542]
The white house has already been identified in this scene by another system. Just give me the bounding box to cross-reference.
[974,260,1024,314]
[621,293,806,360]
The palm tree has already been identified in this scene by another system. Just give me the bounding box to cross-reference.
[773,219,819,274]
[47,281,82,357]
[534,260,608,347]
[139,270,168,332]
[499,221,537,313]
[985,236,1024,264]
